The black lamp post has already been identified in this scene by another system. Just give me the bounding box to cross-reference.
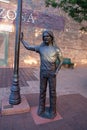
[9,0,22,105]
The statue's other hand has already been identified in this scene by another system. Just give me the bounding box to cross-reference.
[51,72,57,77]
[20,32,24,41]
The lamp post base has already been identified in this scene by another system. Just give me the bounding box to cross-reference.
[2,95,30,115]
[9,84,21,105]
[9,94,21,105]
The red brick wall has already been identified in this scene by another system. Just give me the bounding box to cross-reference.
[0,0,87,67]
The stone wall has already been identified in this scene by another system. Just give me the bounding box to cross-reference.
[1,0,87,67]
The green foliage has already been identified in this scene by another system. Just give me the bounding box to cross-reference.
[80,26,87,32]
[45,0,58,7]
[45,0,87,31]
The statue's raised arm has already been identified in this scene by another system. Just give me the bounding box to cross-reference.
[20,32,36,51]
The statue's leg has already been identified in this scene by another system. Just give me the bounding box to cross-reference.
[49,75,57,118]
[37,73,47,116]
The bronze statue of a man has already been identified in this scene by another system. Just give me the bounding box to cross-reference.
[20,30,63,119]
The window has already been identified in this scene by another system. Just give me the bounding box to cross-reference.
[0,31,9,66]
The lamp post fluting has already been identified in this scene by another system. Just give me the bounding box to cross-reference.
[9,0,22,105]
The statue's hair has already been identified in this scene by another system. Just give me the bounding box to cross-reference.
[42,30,58,47]
[42,30,54,41]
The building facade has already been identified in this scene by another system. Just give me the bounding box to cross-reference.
[0,0,87,67]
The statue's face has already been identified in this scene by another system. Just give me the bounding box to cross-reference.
[43,32,52,45]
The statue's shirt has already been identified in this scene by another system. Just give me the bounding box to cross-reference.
[35,43,62,71]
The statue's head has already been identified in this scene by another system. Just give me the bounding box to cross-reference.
[42,30,54,45]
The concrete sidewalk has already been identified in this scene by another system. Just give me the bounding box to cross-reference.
[0,66,87,130]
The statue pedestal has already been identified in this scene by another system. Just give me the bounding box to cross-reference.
[1,95,30,115]
[31,106,63,125]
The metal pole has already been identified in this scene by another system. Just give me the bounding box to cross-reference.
[9,0,22,105]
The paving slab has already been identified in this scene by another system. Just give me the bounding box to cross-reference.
[0,93,87,130]
[31,106,62,125]
[0,66,87,130]
[1,95,30,115]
